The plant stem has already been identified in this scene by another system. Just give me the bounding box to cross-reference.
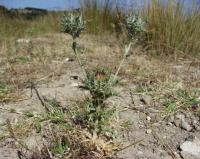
[113,56,125,82]
[110,42,132,84]
[72,39,87,78]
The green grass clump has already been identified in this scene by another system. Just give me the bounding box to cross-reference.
[0,83,13,94]
[45,98,66,124]
[0,83,14,101]
[164,89,200,113]
[142,0,200,57]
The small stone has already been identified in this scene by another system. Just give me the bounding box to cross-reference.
[194,125,200,131]
[186,135,195,142]
[192,118,200,131]
[167,122,173,126]
[146,129,152,134]
[146,108,160,113]
[176,113,185,120]
[174,119,181,127]
[174,113,193,131]
[131,95,142,106]
[140,95,152,105]
[137,150,143,155]
[16,38,30,44]
[64,58,74,62]
[163,136,167,139]
[180,151,200,159]
[180,136,200,158]
[24,134,42,150]
[180,119,193,131]
[152,123,160,127]
[65,58,69,61]
[168,115,175,123]
[146,116,151,122]
[70,75,79,80]
[71,82,79,87]
[173,151,182,159]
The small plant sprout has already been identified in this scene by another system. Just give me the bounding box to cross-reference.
[125,14,145,40]
[61,13,86,77]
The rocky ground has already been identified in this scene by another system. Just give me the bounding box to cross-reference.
[0,34,199,159]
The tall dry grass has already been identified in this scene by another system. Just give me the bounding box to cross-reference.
[142,0,200,57]
[0,12,61,39]
[1,0,200,58]
[80,0,119,34]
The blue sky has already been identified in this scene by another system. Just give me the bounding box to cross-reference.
[0,0,79,10]
[0,0,199,10]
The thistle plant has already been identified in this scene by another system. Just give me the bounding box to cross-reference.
[61,13,132,134]
[61,14,85,39]
[61,13,86,77]
[125,14,145,40]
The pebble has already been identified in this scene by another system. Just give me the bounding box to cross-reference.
[174,113,193,131]
[192,118,200,131]
[167,122,173,126]
[146,129,152,134]
[180,136,200,158]
[146,116,151,122]
[180,119,193,131]
[64,58,74,62]
[16,38,30,44]
[70,82,79,87]
[140,95,152,105]
[70,75,79,80]
[137,150,143,155]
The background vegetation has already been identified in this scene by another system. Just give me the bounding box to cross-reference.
[0,0,200,57]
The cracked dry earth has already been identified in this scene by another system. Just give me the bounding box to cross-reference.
[0,66,199,159]
[0,35,200,159]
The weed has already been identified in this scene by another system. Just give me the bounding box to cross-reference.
[0,83,14,101]
[23,111,34,118]
[45,98,66,124]
[52,137,69,157]
[0,83,13,94]
[120,120,132,132]
[164,89,200,113]
[164,99,177,113]
[34,120,42,133]
[9,108,16,113]
[13,56,31,64]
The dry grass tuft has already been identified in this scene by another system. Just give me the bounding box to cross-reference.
[142,0,200,57]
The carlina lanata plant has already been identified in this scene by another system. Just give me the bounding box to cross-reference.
[61,13,86,77]
[125,14,145,40]
[61,13,134,134]
[61,13,137,85]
